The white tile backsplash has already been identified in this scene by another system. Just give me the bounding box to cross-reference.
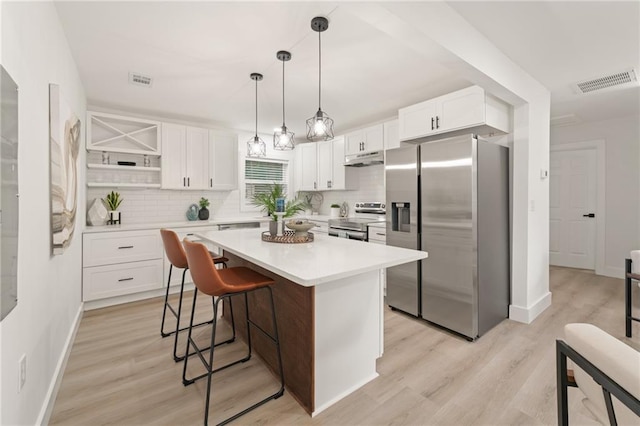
[86,188,261,225]
[303,164,385,215]
[86,163,385,225]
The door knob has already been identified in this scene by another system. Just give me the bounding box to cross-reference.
[582,213,595,218]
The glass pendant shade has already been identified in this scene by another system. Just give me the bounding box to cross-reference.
[247,72,266,158]
[273,50,295,150]
[306,16,334,142]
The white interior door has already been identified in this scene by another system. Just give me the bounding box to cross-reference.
[549,149,597,269]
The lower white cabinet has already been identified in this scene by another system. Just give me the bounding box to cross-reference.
[83,259,163,301]
[82,230,164,302]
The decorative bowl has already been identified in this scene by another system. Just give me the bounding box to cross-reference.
[285,220,316,237]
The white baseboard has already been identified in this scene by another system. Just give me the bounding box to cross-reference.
[311,372,379,417]
[509,291,552,324]
[37,303,84,426]
[597,265,624,279]
[83,283,194,311]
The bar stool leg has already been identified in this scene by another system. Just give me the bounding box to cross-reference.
[182,288,199,386]
[160,264,174,337]
[204,296,222,426]
[267,286,285,393]
[172,269,189,361]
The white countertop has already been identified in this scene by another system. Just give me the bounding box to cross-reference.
[83,216,272,233]
[195,228,426,287]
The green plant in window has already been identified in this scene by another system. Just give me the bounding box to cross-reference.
[251,183,304,221]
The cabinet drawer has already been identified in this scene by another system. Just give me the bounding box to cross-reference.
[83,259,163,301]
[83,230,162,267]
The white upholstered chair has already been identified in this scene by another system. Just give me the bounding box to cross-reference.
[557,323,640,425]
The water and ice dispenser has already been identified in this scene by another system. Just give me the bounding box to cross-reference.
[391,202,411,233]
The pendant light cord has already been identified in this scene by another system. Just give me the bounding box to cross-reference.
[282,59,286,127]
[254,77,258,137]
[318,30,322,110]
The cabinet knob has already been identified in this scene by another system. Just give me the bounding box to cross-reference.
[431,117,435,131]
[436,116,440,129]
[314,182,317,190]
[183,177,186,187]
[187,177,190,187]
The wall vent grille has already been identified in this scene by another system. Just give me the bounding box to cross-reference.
[575,68,637,94]
[129,72,153,87]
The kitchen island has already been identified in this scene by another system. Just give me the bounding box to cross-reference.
[195,228,427,416]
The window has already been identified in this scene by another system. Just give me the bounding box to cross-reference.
[241,158,289,210]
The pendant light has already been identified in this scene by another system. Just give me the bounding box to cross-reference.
[246,73,266,157]
[306,16,334,141]
[273,51,295,150]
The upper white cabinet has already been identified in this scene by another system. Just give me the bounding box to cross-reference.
[345,124,384,156]
[295,138,353,192]
[296,143,318,191]
[383,119,400,151]
[161,124,209,189]
[317,136,352,190]
[87,111,161,155]
[398,85,510,141]
[208,131,238,190]
[86,111,162,188]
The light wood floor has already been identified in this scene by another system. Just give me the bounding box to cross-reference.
[50,267,639,425]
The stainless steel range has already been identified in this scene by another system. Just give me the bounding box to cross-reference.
[328,202,385,241]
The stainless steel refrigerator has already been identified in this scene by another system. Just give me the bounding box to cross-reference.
[385,134,509,340]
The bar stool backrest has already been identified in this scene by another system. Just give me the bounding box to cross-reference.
[160,229,188,269]
[183,239,231,297]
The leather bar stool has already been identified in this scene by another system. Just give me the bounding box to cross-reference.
[159,229,233,362]
[182,239,285,426]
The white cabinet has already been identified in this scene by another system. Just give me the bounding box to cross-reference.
[86,111,162,188]
[82,230,164,301]
[383,119,400,151]
[398,85,510,141]
[297,137,353,192]
[161,124,209,189]
[345,124,384,156]
[296,143,318,191]
[208,131,238,190]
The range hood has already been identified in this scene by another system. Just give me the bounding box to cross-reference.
[344,151,384,167]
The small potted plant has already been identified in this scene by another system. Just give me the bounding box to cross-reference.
[102,191,123,225]
[198,197,210,220]
[252,183,304,235]
[330,203,341,218]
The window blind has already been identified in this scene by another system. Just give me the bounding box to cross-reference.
[244,159,288,201]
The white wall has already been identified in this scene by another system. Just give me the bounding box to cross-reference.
[551,115,640,276]
[0,2,86,424]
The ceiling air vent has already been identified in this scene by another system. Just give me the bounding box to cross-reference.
[574,68,638,94]
[129,72,153,88]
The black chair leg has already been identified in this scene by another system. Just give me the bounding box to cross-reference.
[160,264,174,337]
[204,296,222,426]
[182,288,199,386]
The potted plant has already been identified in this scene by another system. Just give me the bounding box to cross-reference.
[198,197,210,220]
[330,203,341,218]
[252,183,304,235]
[102,191,123,224]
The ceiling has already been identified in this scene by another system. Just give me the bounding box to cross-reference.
[54,1,639,137]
